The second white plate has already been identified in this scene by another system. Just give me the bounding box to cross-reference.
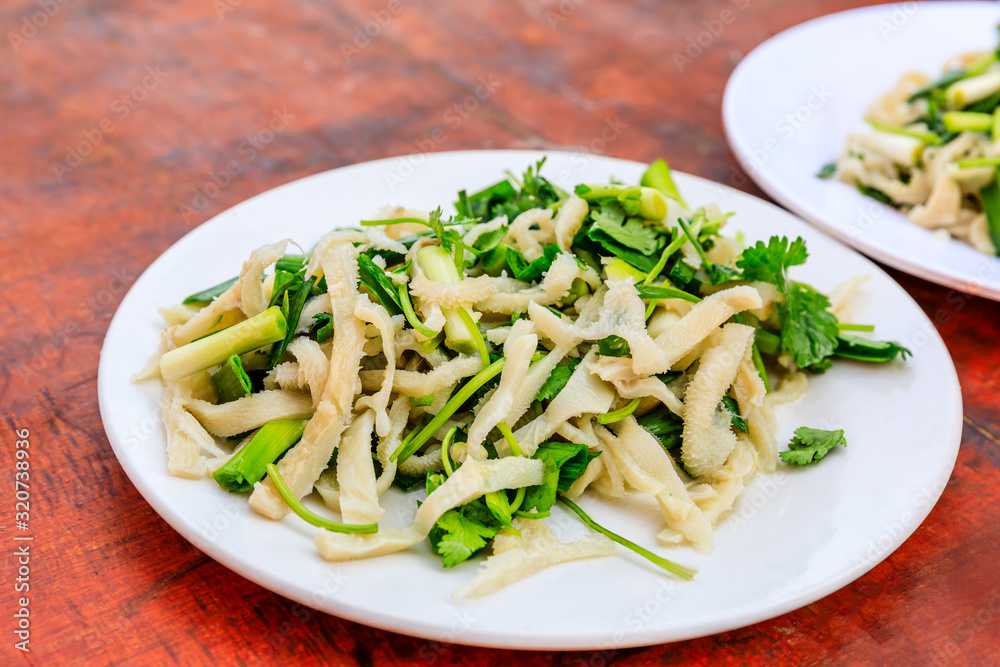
[98,150,962,649]
[724,1,1000,300]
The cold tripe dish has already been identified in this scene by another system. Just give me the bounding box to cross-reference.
[135,158,909,597]
[824,39,1000,255]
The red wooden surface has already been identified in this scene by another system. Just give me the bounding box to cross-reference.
[2,0,999,664]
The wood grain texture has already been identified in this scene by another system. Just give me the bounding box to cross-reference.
[2,0,999,664]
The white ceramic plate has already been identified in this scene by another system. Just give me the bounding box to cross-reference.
[98,150,962,650]
[724,1,1000,300]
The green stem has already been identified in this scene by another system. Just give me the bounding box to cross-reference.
[597,397,641,425]
[956,156,1000,168]
[837,323,875,332]
[497,421,524,457]
[397,282,439,339]
[440,427,457,477]
[457,307,490,370]
[863,117,942,145]
[558,495,695,580]
[391,358,507,463]
[266,463,378,534]
[508,486,526,514]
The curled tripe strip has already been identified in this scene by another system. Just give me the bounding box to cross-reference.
[185,389,314,437]
[250,242,368,520]
[453,517,613,599]
[600,418,714,554]
[315,457,544,561]
[336,410,383,524]
[680,323,755,478]
[655,285,762,370]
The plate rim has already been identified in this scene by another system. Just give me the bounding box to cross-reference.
[722,0,1000,301]
[98,148,964,650]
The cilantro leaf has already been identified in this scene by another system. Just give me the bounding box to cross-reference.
[721,395,748,433]
[737,236,808,286]
[535,358,582,402]
[737,237,839,369]
[778,282,840,368]
[590,203,661,255]
[596,335,631,357]
[779,427,846,466]
[428,501,501,568]
[816,162,837,179]
[522,443,600,514]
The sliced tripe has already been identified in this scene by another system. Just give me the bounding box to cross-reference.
[374,397,410,495]
[157,303,201,326]
[305,228,405,279]
[336,409,383,524]
[731,339,766,418]
[600,418,714,553]
[286,336,330,407]
[250,242,367,520]
[315,457,544,561]
[240,239,290,318]
[354,294,397,437]
[696,438,757,525]
[359,356,480,397]
[161,376,219,479]
[746,404,778,473]
[453,517,614,598]
[554,194,588,251]
[574,278,668,377]
[466,319,537,458]
[186,389,314,437]
[475,253,599,314]
[680,323,754,478]
[501,349,615,457]
[166,285,245,352]
[654,285,762,369]
[508,208,553,260]
[604,374,684,416]
[410,273,497,310]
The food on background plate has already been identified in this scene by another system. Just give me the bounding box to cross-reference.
[134,158,909,597]
[821,33,1000,255]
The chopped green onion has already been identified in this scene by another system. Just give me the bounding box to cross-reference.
[211,354,253,403]
[640,158,688,209]
[266,463,378,534]
[956,156,1000,168]
[213,420,308,493]
[558,495,695,580]
[863,117,942,145]
[942,111,993,134]
[159,306,286,381]
[417,245,478,354]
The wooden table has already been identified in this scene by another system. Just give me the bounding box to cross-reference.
[3,0,999,663]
